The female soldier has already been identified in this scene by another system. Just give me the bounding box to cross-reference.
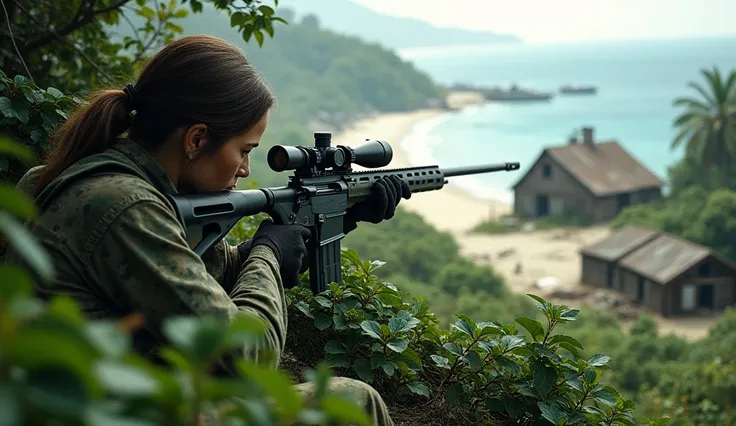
[8,34,410,426]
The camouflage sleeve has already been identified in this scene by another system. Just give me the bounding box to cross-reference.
[201,239,244,294]
[89,199,287,369]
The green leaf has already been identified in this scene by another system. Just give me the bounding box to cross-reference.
[381,362,395,376]
[162,316,199,350]
[254,30,264,47]
[360,320,383,340]
[587,353,611,367]
[138,6,155,19]
[444,383,465,407]
[538,401,563,425]
[398,347,422,369]
[386,338,408,353]
[230,11,246,27]
[238,361,302,418]
[324,340,345,354]
[388,312,418,334]
[94,361,159,397]
[353,358,373,383]
[192,319,228,362]
[443,342,463,356]
[406,381,430,397]
[85,321,129,358]
[0,212,54,282]
[430,354,450,369]
[451,318,475,338]
[560,308,580,321]
[314,313,332,330]
[548,334,584,349]
[515,316,545,341]
[592,388,617,406]
[314,295,332,308]
[583,368,597,384]
[370,351,386,368]
[0,264,33,299]
[258,5,275,16]
[462,351,483,372]
[532,359,558,397]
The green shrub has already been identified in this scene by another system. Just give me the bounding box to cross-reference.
[0,70,81,183]
[272,245,671,425]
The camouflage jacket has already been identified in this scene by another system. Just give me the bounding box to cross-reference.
[6,139,287,373]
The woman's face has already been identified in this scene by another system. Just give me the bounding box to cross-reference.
[180,112,269,194]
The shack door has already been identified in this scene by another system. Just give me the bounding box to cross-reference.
[681,284,696,312]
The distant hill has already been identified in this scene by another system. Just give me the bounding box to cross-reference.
[281,0,522,49]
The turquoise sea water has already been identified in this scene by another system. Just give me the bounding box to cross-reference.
[396,37,736,204]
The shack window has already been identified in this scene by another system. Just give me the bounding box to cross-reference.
[698,262,711,277]
[542,164,552,179]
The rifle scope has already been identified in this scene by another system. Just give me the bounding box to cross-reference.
[267,131,393,172]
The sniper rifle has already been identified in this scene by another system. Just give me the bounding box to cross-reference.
[166,131,520,294]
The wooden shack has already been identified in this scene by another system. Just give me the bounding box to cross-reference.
[580,226,736,317]
[511,127,664,223]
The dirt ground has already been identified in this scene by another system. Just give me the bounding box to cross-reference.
[455,225,719,342]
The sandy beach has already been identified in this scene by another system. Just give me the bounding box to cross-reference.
[331,91,716,342]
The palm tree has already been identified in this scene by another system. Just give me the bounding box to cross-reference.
[671,66,736,188]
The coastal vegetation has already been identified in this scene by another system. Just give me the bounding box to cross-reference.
[1,0,733,424]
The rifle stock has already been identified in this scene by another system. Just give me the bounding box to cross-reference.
[167,132,520,294]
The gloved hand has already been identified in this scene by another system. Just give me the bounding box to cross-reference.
[251,220,311,289]
[343,174,411,234]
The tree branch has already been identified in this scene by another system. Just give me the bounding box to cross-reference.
[0,0,33,83]
[19,0,132,53]
[11,0,113,83]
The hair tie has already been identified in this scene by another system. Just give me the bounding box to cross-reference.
[123,84,139,112]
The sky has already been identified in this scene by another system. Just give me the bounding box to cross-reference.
[356,0,736,44]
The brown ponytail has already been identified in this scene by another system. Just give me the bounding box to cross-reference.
[35,89,132,195]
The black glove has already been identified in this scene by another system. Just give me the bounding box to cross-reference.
[343,174,411,234]
[251,220,311,289]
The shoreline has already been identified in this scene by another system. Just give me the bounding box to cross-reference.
[331,92,512,235]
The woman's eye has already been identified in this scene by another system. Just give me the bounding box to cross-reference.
[241,150,250,157]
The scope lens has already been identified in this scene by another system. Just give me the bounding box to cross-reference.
[270,147,288,170]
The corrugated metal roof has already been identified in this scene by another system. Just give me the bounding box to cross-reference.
[619,234,711,284]
[580,225,660,261]
[546,141,664,196]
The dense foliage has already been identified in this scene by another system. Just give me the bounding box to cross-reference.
[1,0,286,93]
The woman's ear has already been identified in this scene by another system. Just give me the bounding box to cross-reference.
[183,123,210,158]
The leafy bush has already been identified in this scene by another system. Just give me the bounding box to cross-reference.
[273,246,670,426]
[0,135,371,426]
[0,70,81,183]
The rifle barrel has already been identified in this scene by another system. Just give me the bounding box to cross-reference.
[443,162,520,178]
